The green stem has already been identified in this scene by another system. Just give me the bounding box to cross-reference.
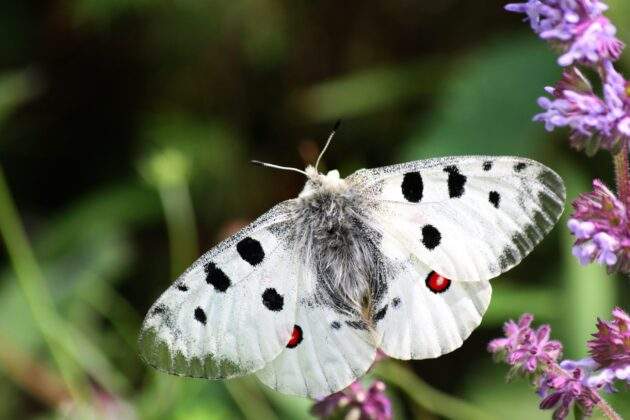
[613,140,630,206]
[158,184,198,277]
[0,165,84,402]
[373,361,498,420]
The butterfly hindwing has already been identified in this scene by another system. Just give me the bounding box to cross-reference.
[374,253,492,359]
[139,202,299,379]
[348,156,565,281]
[255,270,378,399]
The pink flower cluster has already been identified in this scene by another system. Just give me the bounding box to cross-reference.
[535,63,630,153]
[489,309,630,419]
[505,0,623,66]
[311,380,392,420]
[488,313,562,373]
[568,179,630,272]
[587,307,630,389]
[507,1,630,154]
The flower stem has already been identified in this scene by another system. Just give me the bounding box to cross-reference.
[589,391,623,420]
[613,140,630,206]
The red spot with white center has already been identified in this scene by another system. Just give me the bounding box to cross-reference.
[425,271,451,293]
[286,325,303,348]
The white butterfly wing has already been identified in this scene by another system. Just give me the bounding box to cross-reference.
[348,156,565,282]
[139,202,300,379]
[255,269,378,399]
[374,252,491,359]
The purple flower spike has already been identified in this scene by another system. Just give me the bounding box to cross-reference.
[311,379,392,420]
[534,64,630,153]
[560,308,630,393]
[586,307,630,389]
[488,313,562,373]
[568,179,630,272]
[506,0,624,66]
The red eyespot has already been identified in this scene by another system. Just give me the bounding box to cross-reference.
[286,325,303,348]
[425,271,451,293]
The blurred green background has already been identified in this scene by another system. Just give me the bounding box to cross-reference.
[0,1,629,419]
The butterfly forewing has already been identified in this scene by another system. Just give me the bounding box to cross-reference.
[349,156,565,281]
[139,202,299,379]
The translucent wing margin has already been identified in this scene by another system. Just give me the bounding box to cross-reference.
[139,201,299,379]
[348,156,565,281]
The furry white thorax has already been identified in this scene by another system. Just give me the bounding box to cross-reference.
[291,165,386,326]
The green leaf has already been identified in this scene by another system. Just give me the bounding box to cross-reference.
[402,35,559,159]
[295,59,447,122]
[0,70,39,128]
[607,1,630,67]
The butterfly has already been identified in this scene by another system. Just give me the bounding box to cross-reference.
[139,124,566,398]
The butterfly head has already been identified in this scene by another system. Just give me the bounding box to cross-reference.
[299,165,347,198]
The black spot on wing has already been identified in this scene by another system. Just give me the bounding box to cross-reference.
[422,224,441,250]
[261,288,284,311]
[489,191,500,208]
[331,321,341,330]
[392,297,401,308]
[194,307,207,325]
[236,237,265,266]
[514,162,527,172]
[443,165,467,198]
[152,304,166,316]
[483,161,493,171]
[204,262,231,292]
[401,172,423,203]
[374,305,388,322]
[176,283,188,292]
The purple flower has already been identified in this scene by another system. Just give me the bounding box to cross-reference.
[538,367,598,420]
[534,63,630,152]
[568,179,630,272]
[488,313,562,373]
[505,0,624,66]
[488,313,534,354]
[311,380,392,420]
[559,308,630,393]
[587,307,630,380]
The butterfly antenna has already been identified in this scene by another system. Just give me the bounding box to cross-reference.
[251,160,308,177]
[315,120,341,171]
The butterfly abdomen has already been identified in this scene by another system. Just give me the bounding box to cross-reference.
[291,185,387,326]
